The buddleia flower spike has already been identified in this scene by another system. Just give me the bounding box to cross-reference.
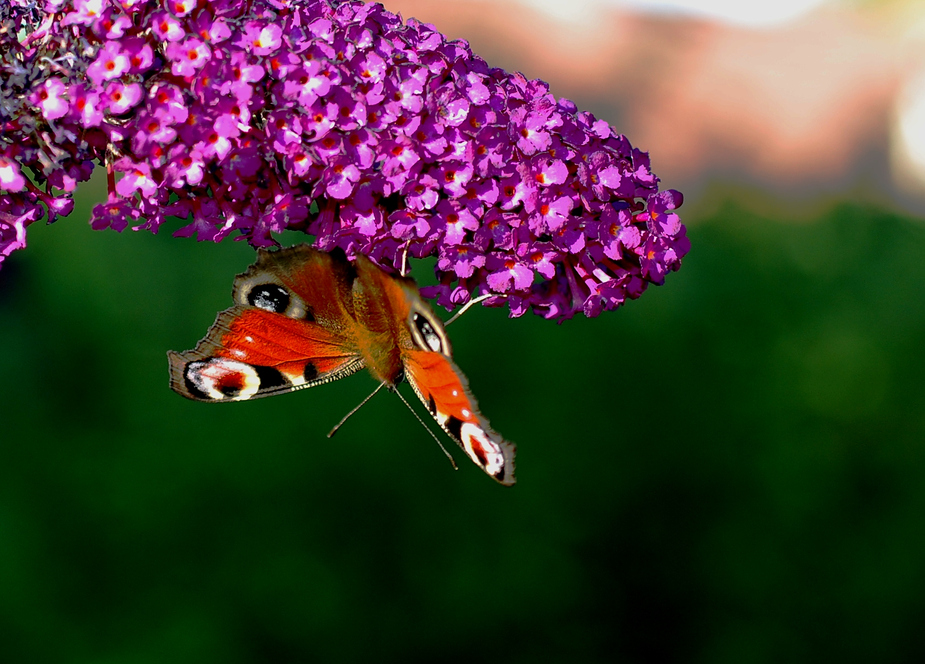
[2,0,688,321]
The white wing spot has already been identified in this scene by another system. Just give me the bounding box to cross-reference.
[461,408,471,418]
[452,389,459,397]
[189,358,261,401]
[245,335,253,343]
[460,422,505,476]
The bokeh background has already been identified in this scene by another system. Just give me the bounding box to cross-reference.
[3,1,925,662]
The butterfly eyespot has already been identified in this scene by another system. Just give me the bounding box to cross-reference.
[184,357,263,401]
[248,283,290,313]
[412,312,443,353]
[459,423,507,479]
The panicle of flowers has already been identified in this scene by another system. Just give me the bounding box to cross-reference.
[1,0,689,320]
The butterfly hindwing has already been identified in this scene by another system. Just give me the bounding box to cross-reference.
[233,245,357,330]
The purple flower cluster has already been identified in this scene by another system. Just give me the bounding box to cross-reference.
[1,0,689,320]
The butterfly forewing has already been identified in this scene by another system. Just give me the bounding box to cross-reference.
[168,246,364,403]
[168,307,365,402]
[402,349,517,485]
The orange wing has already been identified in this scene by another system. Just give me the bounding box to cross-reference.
[168,307,364,402]
[403,348,517,485]
[168,246,364,402]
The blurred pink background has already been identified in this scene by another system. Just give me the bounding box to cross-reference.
[372,0,925,219]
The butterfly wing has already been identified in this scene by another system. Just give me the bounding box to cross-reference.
[403,348,517,486]
[351,255,516,484]
[169,246,365,402]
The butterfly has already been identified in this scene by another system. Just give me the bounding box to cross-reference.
[167,244,516,485]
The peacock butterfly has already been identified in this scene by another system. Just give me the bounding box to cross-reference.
[167,244,516,485]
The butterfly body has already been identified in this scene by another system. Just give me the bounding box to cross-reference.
[168,245,516,485]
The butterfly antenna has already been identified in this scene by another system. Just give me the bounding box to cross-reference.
[392,387,458,471]
[445,293,504,326]
[327,382,387,438]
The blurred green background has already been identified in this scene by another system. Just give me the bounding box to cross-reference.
[3,169,925,663]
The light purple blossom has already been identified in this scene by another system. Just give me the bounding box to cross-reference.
[0,157,26,193]
[152,12,184,42]
[243,22,282,57]
[487,254,535,292]
[32,78,70,120]
[166,38,210,77]
[61,0,106,27]
[104,81,143,114]
[87,42,131,86]
[115,162,157,198]
[0,0,689,321]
